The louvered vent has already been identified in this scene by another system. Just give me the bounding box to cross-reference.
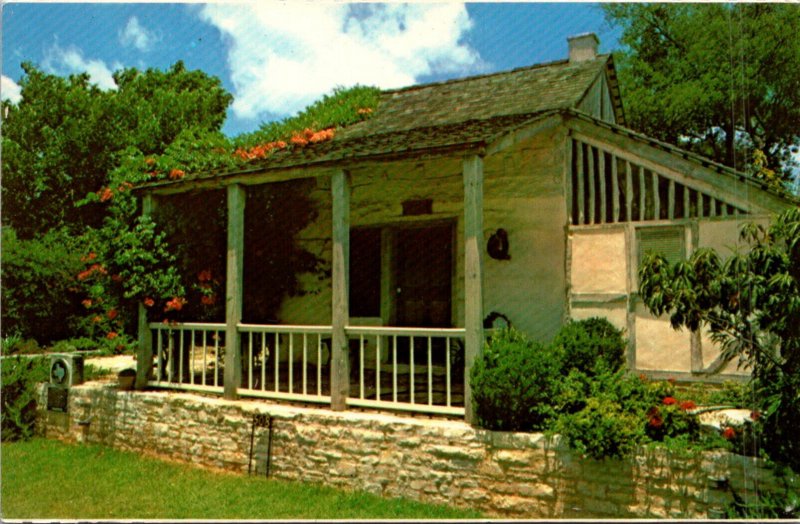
[637,227,686,270]
[570,139,747,225]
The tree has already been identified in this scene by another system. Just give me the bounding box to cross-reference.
[1,61,232,238]
[603,4,800,183]
[639,209,800,471]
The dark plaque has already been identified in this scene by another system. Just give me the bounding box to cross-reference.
[46,385,69,412]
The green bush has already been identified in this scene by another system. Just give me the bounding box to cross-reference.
[556,397,644,459]
[470,328,562,431]
[1,356,49,441]
[1,227,84,344]
[553,317,626,376]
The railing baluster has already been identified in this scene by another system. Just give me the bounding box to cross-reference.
[289,333,294,394]
[639,166,646,220]
[179,329,185,384]
[376,336,381,401]
[302,333,308,395]
[317,334,322,396]
[446,337,451,407]
[213,330,219,387]
[274,332,279,392]
[202,330,208,386]
[156,329,163,383]
[393,335,398,402]
[167,331,174,382]
[427,336,433,406]
[190,330,196,385]
[261,333,266,392]
[359,334,365,399]
[248,332,253,390]
[410,336,415,404]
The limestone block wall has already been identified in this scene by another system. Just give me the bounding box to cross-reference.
[37,383,793,519]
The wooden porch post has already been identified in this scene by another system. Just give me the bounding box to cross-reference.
[463,154,484,424]
[135,194,156,389]
[331,169,351,410]
[224,184,245,399]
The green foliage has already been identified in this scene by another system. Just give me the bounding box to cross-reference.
[236,85,380,148]
[639,209,800,471]
[1,62,233,238]
[553,317,626,376]
[1,227,84,343]
[1,357,49,441]
[603,3,800,182]
[470,328,562,431]
[556,397,643,459]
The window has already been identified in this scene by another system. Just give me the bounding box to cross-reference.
[349,228,382,317]
[637,226,686,272]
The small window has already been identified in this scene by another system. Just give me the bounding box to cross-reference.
[637,226,686,272]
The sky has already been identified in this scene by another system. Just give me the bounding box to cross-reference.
[1,2,621,137]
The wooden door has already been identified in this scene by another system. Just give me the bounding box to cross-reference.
[395,225,453,327]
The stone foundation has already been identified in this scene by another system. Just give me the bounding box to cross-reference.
[37,382,794,518]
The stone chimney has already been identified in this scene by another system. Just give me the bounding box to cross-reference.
[568,33,599,62]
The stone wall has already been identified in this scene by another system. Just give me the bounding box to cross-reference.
[38,383,793,519]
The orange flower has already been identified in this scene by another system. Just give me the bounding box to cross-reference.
[197,269,213,282]
[722,426,736,440]
[357,107,373,115]
[107,309,118,320]
[82,299,93,308]
[290,133,308,147]
[98,187,114,202]
[145,157,156,165]
[92,315,103,323]
[106,331,118,340]
[662,396,677,406]
[143,297,155,307]
[164,296,187,312]
[169,169,185,180]
[275,140,287,149]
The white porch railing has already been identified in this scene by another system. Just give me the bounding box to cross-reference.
[345,326,466,416]
[237,324,332,404]
[145,322,465,416]
[148,322,226,394]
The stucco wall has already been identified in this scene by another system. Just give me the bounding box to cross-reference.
[274,127,568,343]
[569,215,770,376]
[38,383,794,519]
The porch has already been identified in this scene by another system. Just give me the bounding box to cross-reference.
[135,154,488,421]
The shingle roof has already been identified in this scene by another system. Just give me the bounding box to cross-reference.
[337,55,612,140]
[142,55,614,187]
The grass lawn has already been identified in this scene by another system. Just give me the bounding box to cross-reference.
[1,438,482,519]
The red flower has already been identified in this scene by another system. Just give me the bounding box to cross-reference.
[164,296,187,312]
[200,294,216,306]
[107,309,118,320]
[649,415,664,428]
[111,273,123,283]
[680,400,697,411]
[106,331,118,340]
[169,169,185,180]
[143,297,154,308]
[722,426,736,440]
[81,299,93,308]
[197,269,212,282]
[662,396,677,406]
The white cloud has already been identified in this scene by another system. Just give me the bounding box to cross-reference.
[43,44,117,90]
[119,16,159,52]
[198,3,480,120]
[1,75,22,104]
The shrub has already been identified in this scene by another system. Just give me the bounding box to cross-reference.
[471,328,562,431]
[556,397,644,459]
[1,227,84,344]
[553,317,626,376]
[1,356,49,441]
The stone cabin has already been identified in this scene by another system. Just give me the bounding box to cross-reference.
[135,33,792,422]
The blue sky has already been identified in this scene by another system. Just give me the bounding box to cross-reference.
[2,2,621,137]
